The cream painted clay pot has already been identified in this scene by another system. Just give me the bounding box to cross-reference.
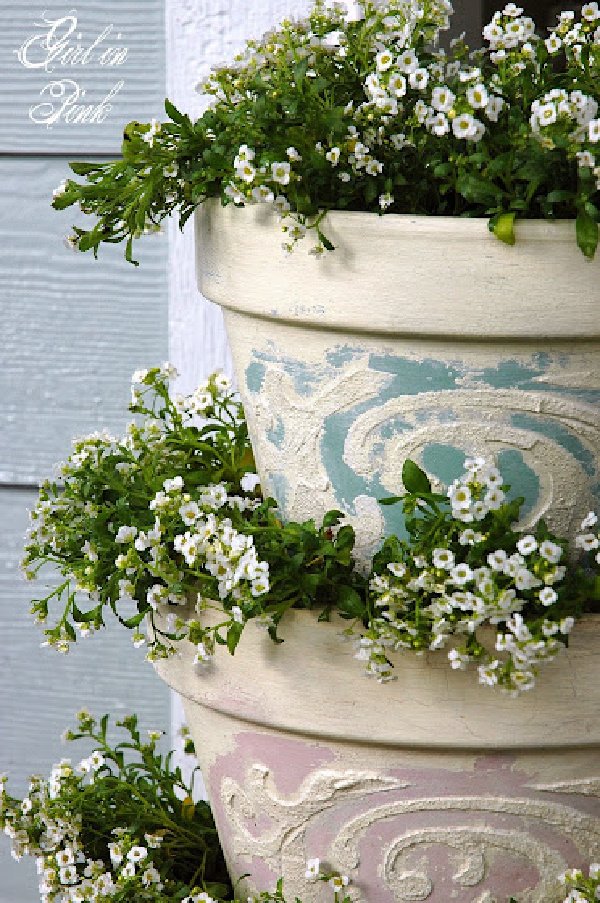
[155,609,600,902]
[196,201,600,559]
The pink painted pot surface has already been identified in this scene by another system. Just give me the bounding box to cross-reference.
[154,610,600,902]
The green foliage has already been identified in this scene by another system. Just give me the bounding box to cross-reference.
[52,0,600,261]
[0,714,356,902]
[0,711,231,900]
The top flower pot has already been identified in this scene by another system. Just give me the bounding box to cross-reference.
[196,201,600,554]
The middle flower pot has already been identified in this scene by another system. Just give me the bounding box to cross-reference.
[196,200,600,557]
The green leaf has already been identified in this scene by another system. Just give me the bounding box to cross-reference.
[402,459,431,495]
[576,210,598,259]
[378,494,403,507]
[322,510,344,528]
[316,227,335,251]
[227,621,244,655]
[546,190,573,204]
[121,611,146,629]
[165,99,185,124]
[489,211,516,246]
[68,161,101,176]
[335,585,365,618]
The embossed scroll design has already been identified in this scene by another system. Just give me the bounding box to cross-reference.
[244,352,600,556]
[220,765,600,902]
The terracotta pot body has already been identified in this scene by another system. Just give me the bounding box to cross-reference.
[196,202,600,558]
[155,611,600,902]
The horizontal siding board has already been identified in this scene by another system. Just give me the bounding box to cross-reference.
[0,488,171,901]
[0,1,166,153]
[0,156,168,482]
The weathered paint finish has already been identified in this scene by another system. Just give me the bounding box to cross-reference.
[242,346,599,550]
[195,203,600,557]
[154,608,600,901]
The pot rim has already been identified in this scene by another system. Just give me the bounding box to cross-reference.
[153,607,600,751]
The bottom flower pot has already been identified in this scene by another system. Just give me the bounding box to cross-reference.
[154,610,600,902]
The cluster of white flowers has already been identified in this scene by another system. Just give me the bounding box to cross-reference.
[363,457,597,694]
[23,364,269,661]
[200,0,600,255]
[1,769,164,902]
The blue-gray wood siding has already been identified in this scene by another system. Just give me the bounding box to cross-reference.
[0,3,168,899]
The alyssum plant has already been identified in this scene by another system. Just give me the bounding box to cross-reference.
[0,711,354,903]
[24,364,599,696]
[52,0,600,262]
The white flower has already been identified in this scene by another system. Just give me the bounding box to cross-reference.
[235,144,255,163]
[236,161,256,183]
[539,587,557,606]
[164,476,183,493]
[539,540,563,563]
[589,119,600,143]
[116,525,137,544]
[397,49,418,73]
[432,548,455,569]
[409,68,429,90]
[329,875,350,891]
[379,192,394,210]
[448,648,469,669]
[376,49,394,71]
[53,180,68,199]
[127,845,148,863]
[431,85,455,112]
[560,616,575,634]
[224,182,245,204]
[59,864,78,885]
[194,642,213,665]
[575,532,599,551]
[582,2,600,20]
[576,150,596,168]
[478,660,500,686]
[452,113,479,139]
[231,605,244,623]
[271,161,291,184]
[365,159,383,175]
[305,858,320,879]
[251,185,275,203]
[240,472,260,492]
[516,535,537,556]
[581,511,598,529]
[286,146,302,161]
[56,848,75,867]
[273,194,291,215]
[467,83,489,109]
[429,112,449,136]
[450,563,473,585]
[326,146,341,165]
[545,33,562,53]
[484,488,505,510]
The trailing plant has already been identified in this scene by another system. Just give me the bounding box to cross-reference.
[23,365,599,696]
[53,0,600,262]
[0,711,231,901]
[0,712,352,903]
